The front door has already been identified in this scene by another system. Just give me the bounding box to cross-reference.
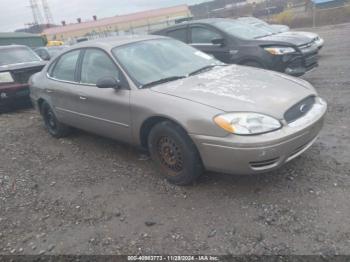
[74,48,132,143]
[47,49,83,126]
[189,25,231,63]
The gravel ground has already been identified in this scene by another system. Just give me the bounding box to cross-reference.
[0,23,350,256]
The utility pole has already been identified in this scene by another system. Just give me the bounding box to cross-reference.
[41,0,54,25]
[29,0,43,25]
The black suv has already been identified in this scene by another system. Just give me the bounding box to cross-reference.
[152,18,319,76]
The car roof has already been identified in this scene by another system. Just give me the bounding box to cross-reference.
[72,34,168,50]
[0,44,28,49]
[152,18,239,33]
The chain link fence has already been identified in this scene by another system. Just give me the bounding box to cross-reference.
[264,2,350,28]
[191,0,350,29]
[67,17,191,44]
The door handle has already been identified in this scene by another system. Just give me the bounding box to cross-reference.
[79,96,87,100]
[46,89,53,93]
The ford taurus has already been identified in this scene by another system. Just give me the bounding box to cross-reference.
[29,35,327,185]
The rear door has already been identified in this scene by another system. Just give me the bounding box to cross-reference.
[47,49,82,125]
[73,48,132,143]
[189,25,231,63]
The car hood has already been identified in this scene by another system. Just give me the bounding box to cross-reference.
[0,61,46,72]
[150,65,317,119]
[270,24,290,33]
[258,32,312,46]
[279,31,318,40]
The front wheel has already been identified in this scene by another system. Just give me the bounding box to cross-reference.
[148,121,203,186]
[41,101,71,138]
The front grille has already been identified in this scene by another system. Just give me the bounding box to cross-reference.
[250,157,280,169]
[284,96,315,123]
[11,67,43,84]
[298,41,314,50]
[295,42,319,71]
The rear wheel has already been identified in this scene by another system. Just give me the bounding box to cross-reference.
[148,121,203,186]
[41,101,71,138]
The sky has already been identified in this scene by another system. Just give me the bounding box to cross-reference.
[0,0,208,32]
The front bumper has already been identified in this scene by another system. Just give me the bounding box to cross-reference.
[315,38,324,50]
[267,44,319,76]
[283,52,318,76]
[190,100,327,175]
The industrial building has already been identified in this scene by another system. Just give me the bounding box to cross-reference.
[42,5,192,42]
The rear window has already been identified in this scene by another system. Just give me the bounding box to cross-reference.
[0,46,41,66]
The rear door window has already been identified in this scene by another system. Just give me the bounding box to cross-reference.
[51,50,80,82]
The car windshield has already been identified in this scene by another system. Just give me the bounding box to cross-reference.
[0,46,41,66]
[112,38,223,87]
[212,20,273,39]
[249,22,278,34]
[239,18,277,34]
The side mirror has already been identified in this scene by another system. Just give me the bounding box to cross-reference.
[211,38,225,46]
[42,53,51,61]
[96,76,122,89]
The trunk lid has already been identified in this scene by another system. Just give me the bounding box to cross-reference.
[0,62,46,89]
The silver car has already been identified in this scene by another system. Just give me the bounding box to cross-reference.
[238,17,324,50]
[29,35,327,185]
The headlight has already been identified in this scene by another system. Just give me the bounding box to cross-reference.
[264,46,296,55]
[0,72,14,83]
[214,113,282,135]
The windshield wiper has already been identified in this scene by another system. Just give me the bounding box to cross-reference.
[189,64,225,77]
[141,76,186,88]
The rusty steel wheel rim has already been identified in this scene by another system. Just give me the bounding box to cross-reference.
[157,136,183,173]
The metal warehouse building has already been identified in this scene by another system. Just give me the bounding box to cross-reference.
[43,5,192,42]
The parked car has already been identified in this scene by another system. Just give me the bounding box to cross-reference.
[252,6,284,17]
[30,36,327,185]
[34,46,68,61]
[237,17,324,49]
[0,45,46,112]
[152,18,319,76]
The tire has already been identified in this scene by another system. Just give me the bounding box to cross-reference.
[148,121,203,186]
[242,60,264,69]
[41,101,71,138]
